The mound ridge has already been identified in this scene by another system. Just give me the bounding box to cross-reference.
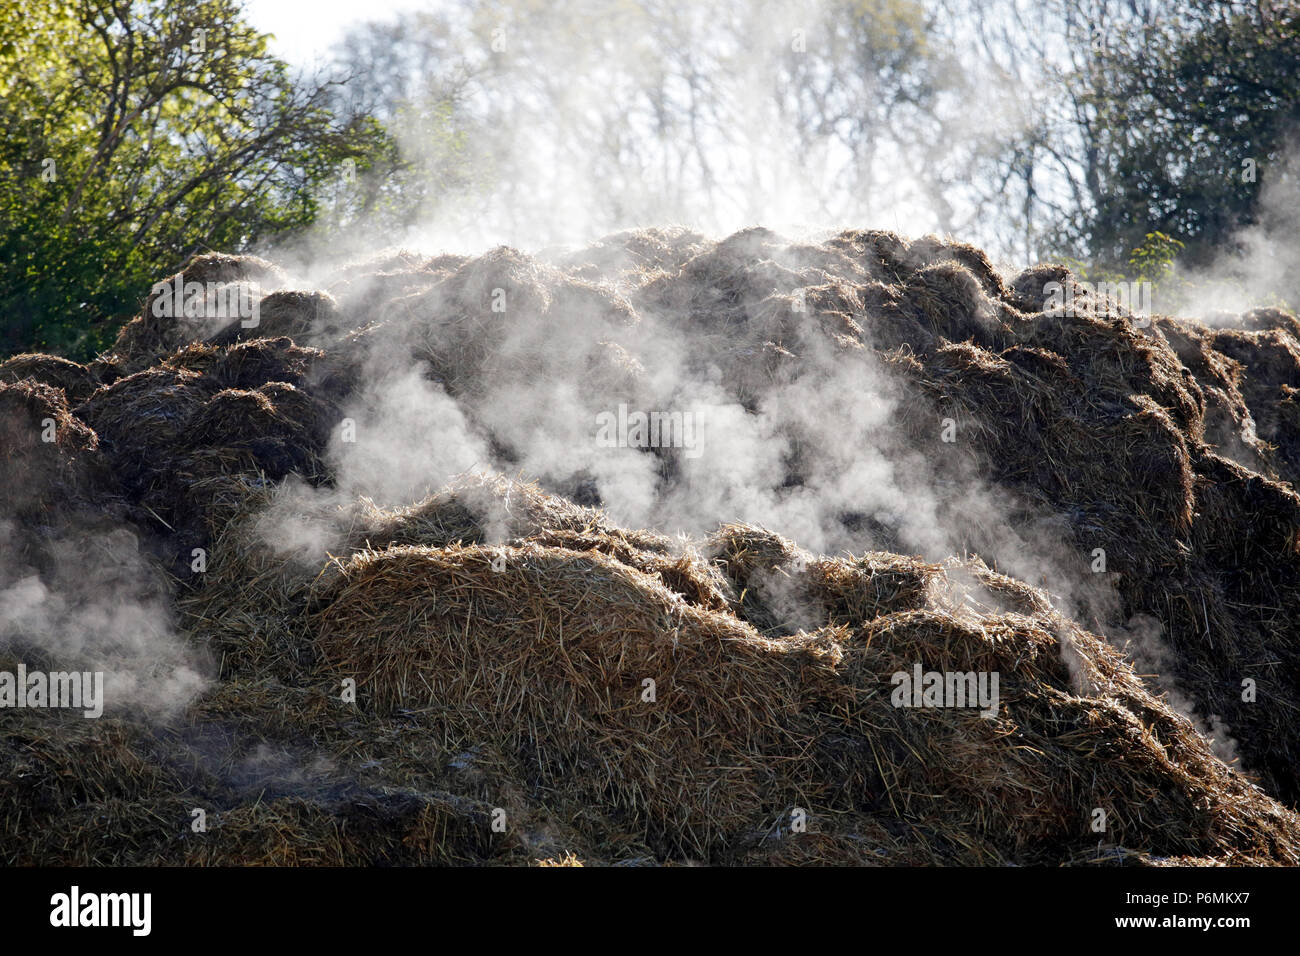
[4,227,1300,865]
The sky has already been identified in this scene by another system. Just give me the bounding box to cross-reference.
[243,0,429,65]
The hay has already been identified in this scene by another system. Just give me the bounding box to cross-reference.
[868,290,1300,803]
[906,235,1011,301]
[1008,263,1076,313]
[75,366,218,488]
[182,475,734,685]
[207,337,325,390]
[0,674,531,865]
[13,225,1300,865]
[188,384,328,479]
[110,253,287,372]
[293,531,1300,864]
[309,543,823,857]
[808,607,1300,864]
[898,261,1003,349]
[180,792,503,866]
[534,852,585,866]
[0,379,104,520]
[0,353,102,405]
[347,475,734,611]
[554,226,709,284]
[356,249,643,400]
[0,703,194,865]
[68,342,339,575]
[205,291,342,348]
[636,227,852,335]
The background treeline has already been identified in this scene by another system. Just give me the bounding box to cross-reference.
[2,0,1297,359]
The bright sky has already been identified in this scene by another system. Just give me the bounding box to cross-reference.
[242,0,434,65]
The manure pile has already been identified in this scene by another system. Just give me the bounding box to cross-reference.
[4,228,1300,865]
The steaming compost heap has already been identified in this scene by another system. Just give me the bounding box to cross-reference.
[4,227,1300,865]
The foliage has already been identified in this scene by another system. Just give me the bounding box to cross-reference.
[0,0,389,359]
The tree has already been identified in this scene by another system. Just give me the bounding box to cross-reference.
[953,0,1300,275]
[0,0,389,359]
[326,0,963,246]
[1082,0,1300,270]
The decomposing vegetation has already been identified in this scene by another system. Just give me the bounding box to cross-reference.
[5,228,1300,865]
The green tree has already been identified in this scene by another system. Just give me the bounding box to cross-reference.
[0,0,389,359]
[1077,1,1300,270]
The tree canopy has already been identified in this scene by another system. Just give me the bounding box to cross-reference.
[1,0,1296,360]
[0,0,388,358]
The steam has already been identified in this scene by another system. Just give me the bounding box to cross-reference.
[256,233,1121,652]
[1117,612,1241,767]
[0,519,210,718]
[330,364,490,506]
[271,0,987,260]
[13,0,1272,749]
[1163,136,1300,319]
